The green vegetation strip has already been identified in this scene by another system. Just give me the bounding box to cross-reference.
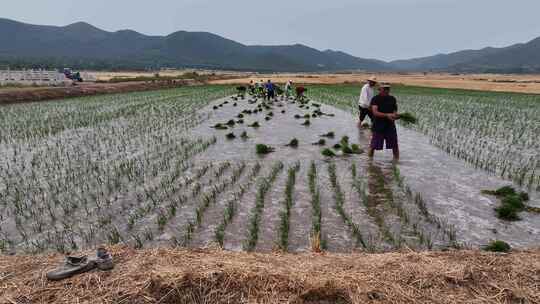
[277,162,301,251]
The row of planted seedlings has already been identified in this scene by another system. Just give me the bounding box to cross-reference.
[391,165,460,249]
[307,161,325,251]
[0,86,233,253]
[276,162,301,251]
[244,161,285,251]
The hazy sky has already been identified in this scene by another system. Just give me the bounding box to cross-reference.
[3,0,540,61]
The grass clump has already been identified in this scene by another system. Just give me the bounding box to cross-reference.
[321,148,336,157]
[256,144,275,154]
[484,240,511,252]
[286,138,299,148]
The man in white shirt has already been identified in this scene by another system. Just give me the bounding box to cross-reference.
[357,77,377,128]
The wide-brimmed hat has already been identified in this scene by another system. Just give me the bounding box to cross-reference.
[379,82,391,88]
[367,77,378,83]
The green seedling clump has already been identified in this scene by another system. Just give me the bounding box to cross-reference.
[321,148,336,157]
[236,119,244,124]
[212,123,228,130]
[333,143,342,150]
[256,144,275,154]
[286,138,299,148]
[320,132,335,138]
[237,113,244,118]
[240,131,249,139]
[484,240,511,252]
[301,120,311,126]
[313,139,326,146]
[226,120,236,126]
[351,144,364,154]
[483,186,531,221]
[226,133,236,140]
[399,112,418,124]
[249,122,260,128]
[294,114,301,119]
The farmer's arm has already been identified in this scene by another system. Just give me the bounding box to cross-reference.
[372,105,397,120]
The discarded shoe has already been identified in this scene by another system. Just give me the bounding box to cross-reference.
[46,256,97,281]
[94,247,114,271]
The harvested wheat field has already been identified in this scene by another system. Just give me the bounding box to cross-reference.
[1,246,539,304]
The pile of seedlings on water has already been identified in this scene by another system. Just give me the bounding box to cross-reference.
[320,132,335,138]
[301,119,311,126]
[226,120,236,127]
[483,240,511,252]
[240,131,249,140]
[482,186,531,221]
[248,122,260,128]
[244,162,284,251]
[226,132,236,140]
[211,123,228,130]
[236,119,244,124]
[313,139,326,146]
[321,148,336,157]
[285,138,299,148]
[277,162,301,251]
[294,114,302,119]
[256,144,275,154]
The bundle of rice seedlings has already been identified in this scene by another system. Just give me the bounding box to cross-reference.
[482,186,516,197]
[303,114,311,119]
[226,120,236,126]
[233,103,238,107]
[301,120,311,126]
[237,113,244,119]
[313,139,326,146]
[240,131,249,139]
[249,122,260,128]
[399,112,418,124]
[256,144,275,154]
[484,240,511,252]
[281,110,286,114]
[226,133,236,140]
[351,144,364,154]
[294,114,302,119]
[267,112,274,117]
[333,143,342,150]
[265,116,272,121]
[213,105,219,110]
[483,186,530,221]
[321,148,336,157]
[211,123,228,130]
[285,138,299,148]
[320,132,335,138]
[236,119,244,124]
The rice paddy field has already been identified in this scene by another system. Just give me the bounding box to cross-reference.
[0,84,539,254]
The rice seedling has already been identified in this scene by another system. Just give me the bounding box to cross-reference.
[322,148,336,157]
[256,144,275,155]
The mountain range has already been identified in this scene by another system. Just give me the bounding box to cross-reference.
[1,18,539,73]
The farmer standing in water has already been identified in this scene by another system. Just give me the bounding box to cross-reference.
[357,77,377,128]
[368,83,399,161]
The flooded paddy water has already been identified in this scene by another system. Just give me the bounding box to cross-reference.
[189,94,540,251]
[1,87,538,254]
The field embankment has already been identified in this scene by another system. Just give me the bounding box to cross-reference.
[1,246,539,304]
[0,80,195,105]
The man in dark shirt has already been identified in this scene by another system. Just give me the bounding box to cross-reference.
[368,83,399,160]
[265,80,275,101]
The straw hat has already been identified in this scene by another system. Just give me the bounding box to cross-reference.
[379,82,391,88]
[367,77,378,83]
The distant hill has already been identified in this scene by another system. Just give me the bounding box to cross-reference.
[0,18,388,72]
[390,38,540,73]
[1,18,539,73]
